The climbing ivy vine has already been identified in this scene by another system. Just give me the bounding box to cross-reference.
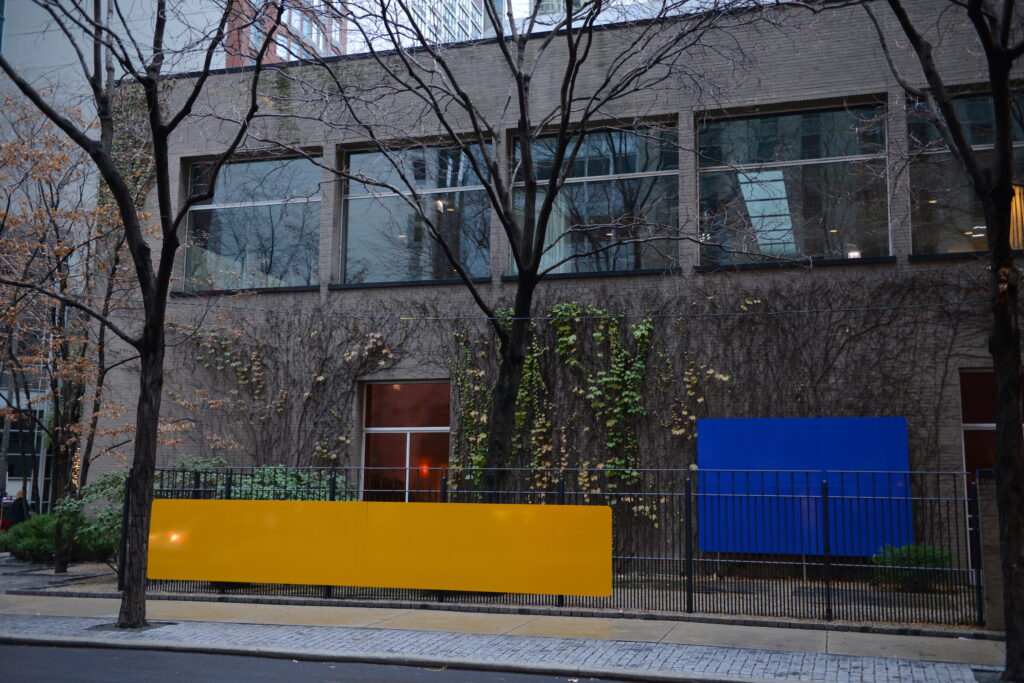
[446,300,730,512]
[549,302,653,489]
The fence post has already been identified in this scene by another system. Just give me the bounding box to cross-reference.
[975,469,1004,631]
[967,480,985,627]
[117,467,134,592]
[224,471,233,500]
[192,470,201,499]
[685,477,694,613]
[821,479,833,621]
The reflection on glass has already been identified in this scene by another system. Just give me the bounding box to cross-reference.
[698,106,885,167]
[907,93,1024,151]
[344,147,491,284]
[699,160,889,265]
[348,146,488,193]
[345,191,490,283]
[522,127,678,181]
[191,157,323,204]
[514,128,679,274]
[409,433,449,503]
[910,146,1024,254]
[186,202,320,290]
[363,383,451,503]
[519,176,678,274]
[698,106,888,266]
[185,157,322,291]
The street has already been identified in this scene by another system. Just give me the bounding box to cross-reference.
[0,644,615,682]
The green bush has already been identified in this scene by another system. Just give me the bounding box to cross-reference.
[53,470,127,564]
[872,543,952,592]
[220,466,354,501]
[1,514,58,563]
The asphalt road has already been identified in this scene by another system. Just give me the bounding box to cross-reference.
[0,644,619,682]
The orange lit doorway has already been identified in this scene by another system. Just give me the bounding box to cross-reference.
[362,382,450,502]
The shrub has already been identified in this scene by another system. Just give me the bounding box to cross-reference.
[1,514,58,563]
[872,543,952,592]
[219,466,354,501]
[53,470,127,564]
[76,471,127,562]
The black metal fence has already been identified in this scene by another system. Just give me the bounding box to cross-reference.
[149,467,984,626]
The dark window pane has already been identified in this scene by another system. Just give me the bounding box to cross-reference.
[516,176,678,274]
[365,383,450,428]
[700,159,889,265]
[963,429,996,475]
[348,146,489,195]
[185,202,321,290]
[190,157,322,204]
[908,93,1024,151]
[910,149,1024,254]
[408,433,450,503]
[364,433,407,502]
[517,127,678,182]
[344,191,490,283]
[698,106,885,167]
[960,371,996,424]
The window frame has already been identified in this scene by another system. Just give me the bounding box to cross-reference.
[183,154,324,293]
[339,143,492,286]
[509,124,681,276]
[360,381,451,502]
[907,92,1024,256]
[695,102,891,267]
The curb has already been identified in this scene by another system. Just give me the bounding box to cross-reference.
[7,588,1005,642]
[0,632,784,683]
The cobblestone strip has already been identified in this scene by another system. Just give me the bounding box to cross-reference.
[0,614,978,683]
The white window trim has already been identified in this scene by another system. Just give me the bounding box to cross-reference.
[699,152,886,174]
[345,184,486,200]
[191,195,321,212]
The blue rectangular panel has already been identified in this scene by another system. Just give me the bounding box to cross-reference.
[696,418,913,557]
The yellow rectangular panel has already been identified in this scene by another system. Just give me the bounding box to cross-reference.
[148,500,612,596]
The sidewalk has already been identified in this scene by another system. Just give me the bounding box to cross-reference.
[0,593,1006,682]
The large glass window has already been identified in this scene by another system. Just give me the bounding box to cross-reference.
[363,382,450,503]
[909,94,1024,254]
[513,127,679,274]
[185,157,322,291]
[698,106,889,266]
[342,147,490,284]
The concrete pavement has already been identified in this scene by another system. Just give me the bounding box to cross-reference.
[0,592,1006,682]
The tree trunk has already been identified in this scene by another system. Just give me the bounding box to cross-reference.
[116,331,164,629]
[0,382,11,496]
[52,383,85,574]
[53,519,76,573]
[484,290,534,496]
[988,197,1024,679]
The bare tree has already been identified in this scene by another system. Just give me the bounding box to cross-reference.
[0,92,138,572]
[0,0,284,627]
[852,0,1024,676]
[246,0,761,484]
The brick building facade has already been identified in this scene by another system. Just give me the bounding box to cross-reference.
[91,0,1017,487]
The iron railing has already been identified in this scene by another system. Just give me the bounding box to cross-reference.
[148,467,984,626]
